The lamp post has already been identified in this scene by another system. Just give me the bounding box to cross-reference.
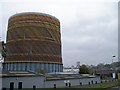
[112,56,116,64]
[112,56,116,80]
[112,56,116,70]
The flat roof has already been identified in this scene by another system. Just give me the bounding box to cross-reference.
[0,70,44,77]
[45,73,97,81]
[1,70,98,81]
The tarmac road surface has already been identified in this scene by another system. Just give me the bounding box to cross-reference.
[104,86,120,90]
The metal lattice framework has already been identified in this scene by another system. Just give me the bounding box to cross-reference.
[5,13,62,64]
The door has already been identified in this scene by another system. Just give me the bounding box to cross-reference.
[18,82,22,89]
[10,82,14,90]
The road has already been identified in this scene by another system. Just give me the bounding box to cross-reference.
[104,86,120,90]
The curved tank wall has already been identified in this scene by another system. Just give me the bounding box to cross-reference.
[3,12,63,72]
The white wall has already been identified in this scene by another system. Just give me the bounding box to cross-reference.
[2,76,100,89]
[2,76,45,89]
[0,77,2,90]
[45,77,101,88]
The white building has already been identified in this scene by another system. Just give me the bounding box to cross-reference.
[1,71,45,89]
[63,68,79,74]
[1,71,101,89]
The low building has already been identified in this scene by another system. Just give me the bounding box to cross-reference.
[63,68,79,74]
[45,73,100,88]
[1,71,45,89]
[1,71,101,89]
[96,70,116,80]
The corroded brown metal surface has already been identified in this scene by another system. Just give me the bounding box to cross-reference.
[5,13,62,64]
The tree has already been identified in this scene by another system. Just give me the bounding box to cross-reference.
[1,41,7,58]
[36,68,47,74]
[79,64,89,74]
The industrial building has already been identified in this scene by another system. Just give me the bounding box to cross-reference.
[3,12,63,73]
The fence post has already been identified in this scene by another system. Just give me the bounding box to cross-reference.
[33,85,36,90]
[69,83,71,87]
[54,84,56,89]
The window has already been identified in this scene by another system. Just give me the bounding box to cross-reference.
[31,63,34,71]
[11,63,14,70]
[18,63,21,71]
[6,63,8,70]
[8,64,10,70]
[25,63,27,71]
[48,63,50,73]
[21,63,25,71]
[16,63,18,70]
[27,63,30,71]
[36,63,39,71]
[50,64,52,72]
[9,63,12,70]
[41,63,44,70]
[53,64,55,72]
